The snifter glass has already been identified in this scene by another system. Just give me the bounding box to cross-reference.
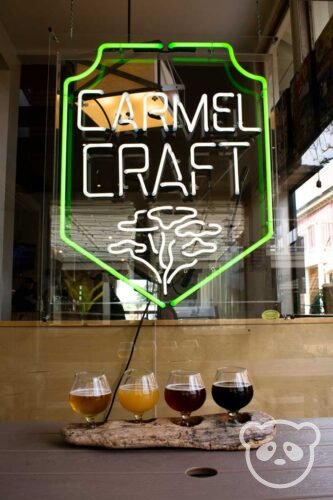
[118,368,160,422]
[164,370,206,427]
[211,366,253,422]
[69,372,112,426]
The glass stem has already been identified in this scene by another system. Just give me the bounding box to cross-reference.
[180,413,191,426]
[228,411,238,423]
[134,414,143,423]
[85,416,96,427]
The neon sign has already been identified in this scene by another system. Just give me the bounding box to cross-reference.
[60,42,273,309]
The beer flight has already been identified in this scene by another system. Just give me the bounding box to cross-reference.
[69,367,253,427]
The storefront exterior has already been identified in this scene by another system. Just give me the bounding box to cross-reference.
[0,0,333,422]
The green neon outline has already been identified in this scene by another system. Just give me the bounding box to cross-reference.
[60,41,273,310]
[173,57,267,236]
[257,101,266,236]
[87,63,106,90]
[65,94,73,236]
[168,42,273,307]
[173,58,256,96]
[222,60,267,234]
[222,59,267,236]
[60,42,166,308]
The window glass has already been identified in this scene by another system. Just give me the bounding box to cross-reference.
[10,41,333,321]
[311,0,333,41]
[48,47,276,320]
[293,130,333,315]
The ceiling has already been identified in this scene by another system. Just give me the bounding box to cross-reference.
[0,0,286,56]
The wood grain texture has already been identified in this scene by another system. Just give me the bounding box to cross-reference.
[62,411,275,450]
[1,420,333,500]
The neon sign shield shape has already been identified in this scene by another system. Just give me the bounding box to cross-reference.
[60,42,273,309]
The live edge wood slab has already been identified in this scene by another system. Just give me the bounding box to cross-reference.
[62,411,275,451]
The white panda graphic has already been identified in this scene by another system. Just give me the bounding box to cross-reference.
[239,420,321,489]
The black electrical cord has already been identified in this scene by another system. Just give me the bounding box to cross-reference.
[104,299,151,422]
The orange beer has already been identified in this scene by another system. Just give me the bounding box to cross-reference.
[118,384,160,415]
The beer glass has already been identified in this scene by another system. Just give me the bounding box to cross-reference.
[118,368,160,422]
[164,370,206,427]
[69,372,112,426]
[212,366,253,422]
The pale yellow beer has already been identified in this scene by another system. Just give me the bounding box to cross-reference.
[118,384,160,414]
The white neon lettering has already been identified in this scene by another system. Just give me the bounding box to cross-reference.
[218,141,250,196]
[77,90,262,136]
[173,94,209,133]
[118,144,149,197]
[74,60,268,298]
[112,92,138,132]
[159,181,188,196]
[143,92,169,132]
[190,142,216,195]
[77,90,106,131]
[152,144,188,197]
[83,141,249,199]
[212,93,235,132]
[237,94,261,133]
[83,143,114,198]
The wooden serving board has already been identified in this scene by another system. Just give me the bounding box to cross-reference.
[62,411,275,451]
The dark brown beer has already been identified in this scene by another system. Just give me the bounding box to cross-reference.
[69,389,112,417]
[211,382,253,412]
[164,383,206,413]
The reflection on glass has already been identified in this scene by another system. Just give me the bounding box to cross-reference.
[50,51,275,320]
[164,370,206,426]
[212,366,253,422]
[118,369,159,422]
[69,372,112,426]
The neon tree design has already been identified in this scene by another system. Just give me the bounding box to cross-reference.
[60,42,273,309]
[107,207,222,295]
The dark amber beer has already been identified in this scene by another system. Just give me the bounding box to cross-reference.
[164,383,206,413]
